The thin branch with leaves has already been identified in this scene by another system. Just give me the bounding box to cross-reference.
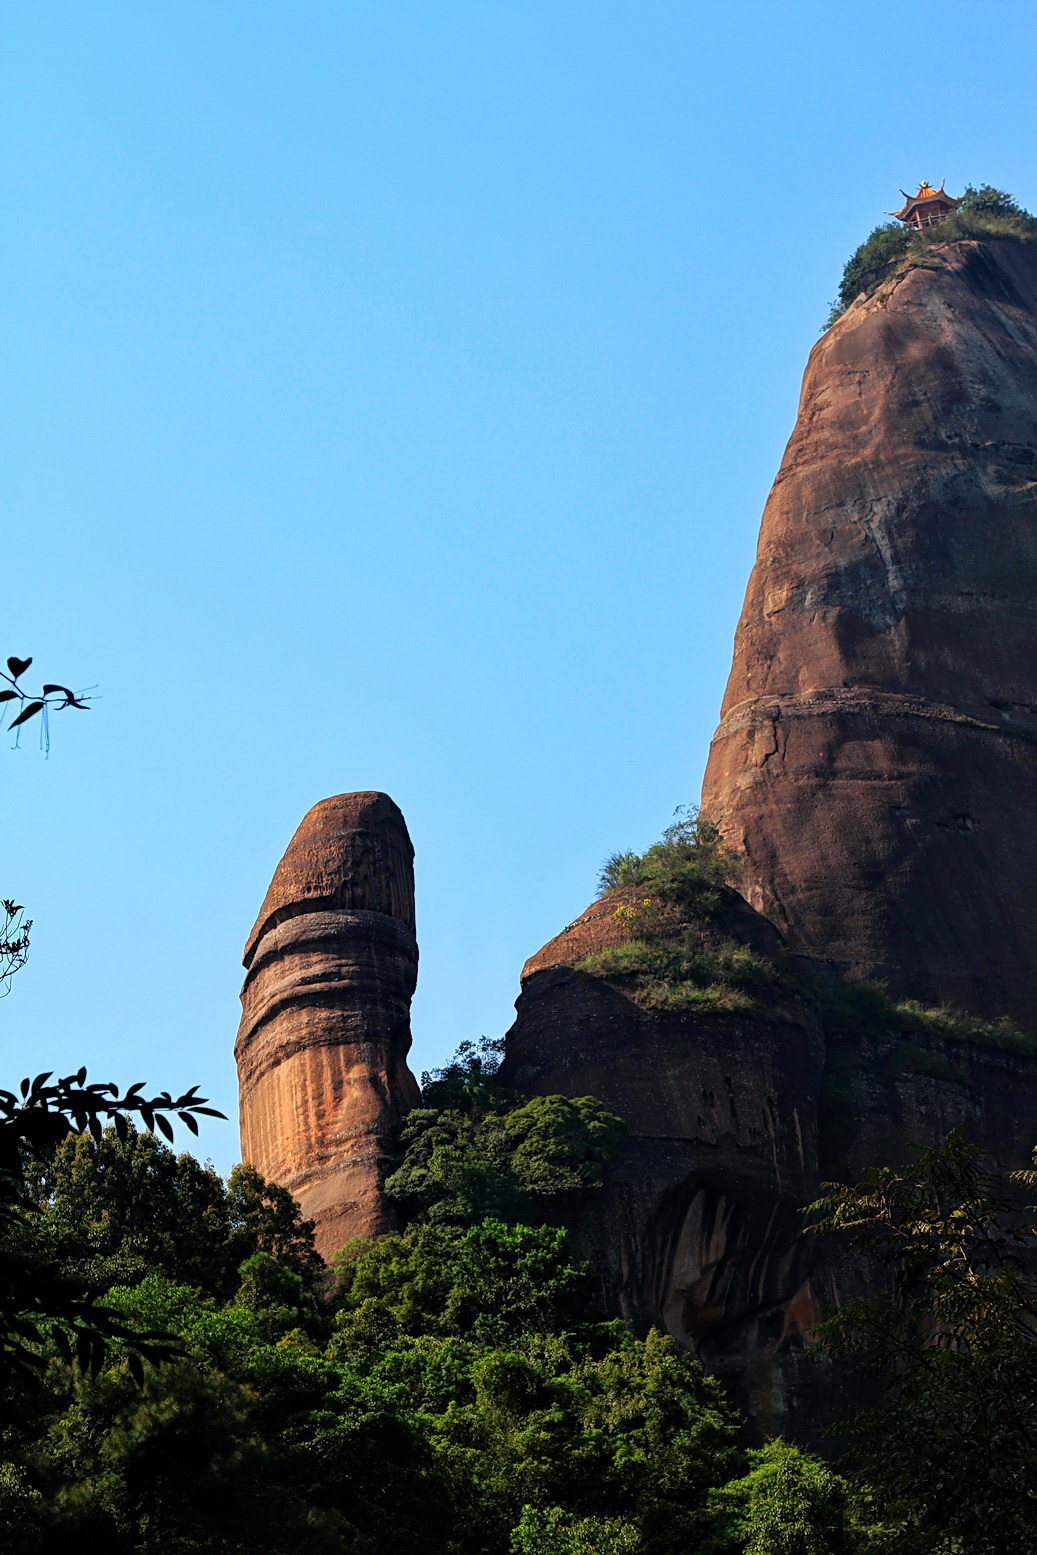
[0,654,92,754]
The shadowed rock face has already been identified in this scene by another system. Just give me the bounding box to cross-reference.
[702,239,1037,1025]
[503,892,829,1434]
[504,892,1037,1436]
[235,793,420,1260]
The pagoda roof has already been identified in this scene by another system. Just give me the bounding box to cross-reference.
[888,180,962,221]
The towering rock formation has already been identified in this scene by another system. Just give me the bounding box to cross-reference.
[501,238,1037,1433]
[702,239,1037,1025]
[230,237,1037,1434]
[235,792,420,1259]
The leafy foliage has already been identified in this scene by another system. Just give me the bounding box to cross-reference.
[0,1083,225,1383]
[420,1036,514,1115]
[597,806,739,913]
[0,1082,892,1553]
[0,1121,885,1554]
[0,655,90,753]
[388,1037,627,1227]
[808,1129,1037,1552]
[709,1440,887,1554]
[581,809,796,1015]
[387,1096,626,1226]
[39,1126,321,1299]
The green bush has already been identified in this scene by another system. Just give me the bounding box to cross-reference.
[582,809,799,1015]
[828,222,910,320]
[577,935,790,1016]
[708,1440,888,1554]
[598,806,740,917]
[385,1046,627,1227]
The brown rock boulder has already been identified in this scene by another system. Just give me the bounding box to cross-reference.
[702,239,1037,1025]
[235,793,420,1260]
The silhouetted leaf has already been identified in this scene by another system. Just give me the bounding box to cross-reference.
[6,657,31,677]
[9,701,43,728]
[0,691,17,703]
[155,1113,174,1142]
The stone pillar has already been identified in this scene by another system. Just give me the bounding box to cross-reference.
[235,792,420,1260]
[702,240,1037,1026]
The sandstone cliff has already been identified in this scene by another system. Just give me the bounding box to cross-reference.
[504,883,1037,1433]
[702,239,1037,1024]
[235,792,421,1259]
[501,238,1037,1432]
[233,237,1037,1435]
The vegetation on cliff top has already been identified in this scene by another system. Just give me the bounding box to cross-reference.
[817,978,1037,1057]
[580,809,799,1016]
[581,809,1037,1051]
[827,184,1037,325]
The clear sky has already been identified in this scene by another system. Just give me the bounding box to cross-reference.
[3,1,1035,1174]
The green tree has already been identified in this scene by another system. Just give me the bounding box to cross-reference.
[808,1129,1037,1552]
[709,1440,887,1554]
[597,805,739,914]
[386,1094,626,1227]
[336,1218,604,1347]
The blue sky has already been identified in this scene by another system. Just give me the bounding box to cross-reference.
[3,0,1035,1174]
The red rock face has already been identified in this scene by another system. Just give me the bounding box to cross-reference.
[235,793,420,1260]
[702,240,1037,1024]
[504,891,1037,1437]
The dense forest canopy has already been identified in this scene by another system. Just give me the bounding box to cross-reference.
[0,1034,892,1555]
[4,1031,1037,1551]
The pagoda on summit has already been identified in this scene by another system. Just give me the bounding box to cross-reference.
[888,180,961,229]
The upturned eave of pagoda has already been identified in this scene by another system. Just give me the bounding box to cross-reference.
[888,182,961,222]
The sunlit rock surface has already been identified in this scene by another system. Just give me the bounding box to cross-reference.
[235,792,420,1260]
[702,239,1037,1025]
